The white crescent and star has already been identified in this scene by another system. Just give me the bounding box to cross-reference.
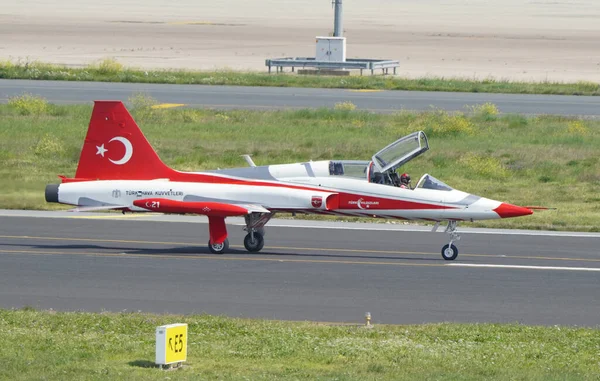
[95,137,133,165]
[357,198,371,210]
[96,144,108,157]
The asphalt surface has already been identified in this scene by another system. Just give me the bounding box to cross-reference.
[1,79,600,116]
[1,210,599,326]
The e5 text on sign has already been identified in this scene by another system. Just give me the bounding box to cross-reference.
[155,323,187,366]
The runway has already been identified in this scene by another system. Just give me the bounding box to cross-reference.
[2,79,600,116]
[1,210,599,326]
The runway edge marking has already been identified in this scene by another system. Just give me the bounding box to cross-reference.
[3,234,600,263]
[0,210,599,238]
[448,263,600,272]
[3,249,600,271]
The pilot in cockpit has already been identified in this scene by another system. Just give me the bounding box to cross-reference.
[399,173,412,189]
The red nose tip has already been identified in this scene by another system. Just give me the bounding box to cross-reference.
[494,203,533,218]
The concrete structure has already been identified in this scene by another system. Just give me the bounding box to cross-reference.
[266,0,399,75]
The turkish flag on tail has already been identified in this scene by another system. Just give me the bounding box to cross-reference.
[74,101,174,180]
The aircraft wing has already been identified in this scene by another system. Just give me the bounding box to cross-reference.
[133,198,270,217]
[237,204,270,213]
[68,205,128,212]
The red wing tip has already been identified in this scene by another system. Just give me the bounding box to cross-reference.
[494,203,534,218]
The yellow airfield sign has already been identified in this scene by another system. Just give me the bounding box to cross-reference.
[155,323,188,365]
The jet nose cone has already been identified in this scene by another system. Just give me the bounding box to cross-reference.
[494,203,533,218]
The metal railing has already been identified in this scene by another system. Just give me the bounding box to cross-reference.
[265,57,400,75]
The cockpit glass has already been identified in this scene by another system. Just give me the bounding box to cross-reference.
[375,138,419,168]
[416,174,453,191]
[328,161,370,179]
[342,162,369,178]
[371,131,429,173]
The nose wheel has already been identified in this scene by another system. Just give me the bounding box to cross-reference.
[441,221,461,261]
[441,243,458,260]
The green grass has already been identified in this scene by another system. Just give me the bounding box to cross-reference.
[1,97,599,231]
[1,308,598,380]
[1,59,600,95]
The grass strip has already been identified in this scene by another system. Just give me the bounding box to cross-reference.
[1,95,599,231]
[1,59,600,95]
[1,308,598,381]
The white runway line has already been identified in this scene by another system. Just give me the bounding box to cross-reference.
[1,209,600,238]
[261,222,600,238]
[448,263,600,272]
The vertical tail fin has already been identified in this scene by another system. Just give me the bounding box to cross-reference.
[74,101,174,180]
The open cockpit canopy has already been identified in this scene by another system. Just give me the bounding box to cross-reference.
[327,131,430,185]
[371,131,429,173]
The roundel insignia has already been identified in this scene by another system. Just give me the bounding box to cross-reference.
[311,196,322,208]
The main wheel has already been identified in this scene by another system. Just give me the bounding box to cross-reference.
[441,244,458,261]
[243,233,264,253]
[208,238,229,254]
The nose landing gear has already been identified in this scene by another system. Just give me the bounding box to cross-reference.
[441,221,460,261]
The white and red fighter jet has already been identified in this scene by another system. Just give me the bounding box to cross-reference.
[45,101,533,260]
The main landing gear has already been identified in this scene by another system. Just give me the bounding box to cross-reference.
[242,213,271,253]
[441,221,460,261]
[209,238,229,254]
[244,231,264,252]
[206,212,273,254]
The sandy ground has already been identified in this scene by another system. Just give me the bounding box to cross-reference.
[1,0,600,82]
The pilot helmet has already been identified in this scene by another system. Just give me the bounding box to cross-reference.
[400,173,411,183]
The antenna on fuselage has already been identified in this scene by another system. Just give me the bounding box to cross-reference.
[241,154,257,167]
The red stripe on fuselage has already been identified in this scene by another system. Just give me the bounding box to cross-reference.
[63,170,457,211]
[185,172,457,211]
